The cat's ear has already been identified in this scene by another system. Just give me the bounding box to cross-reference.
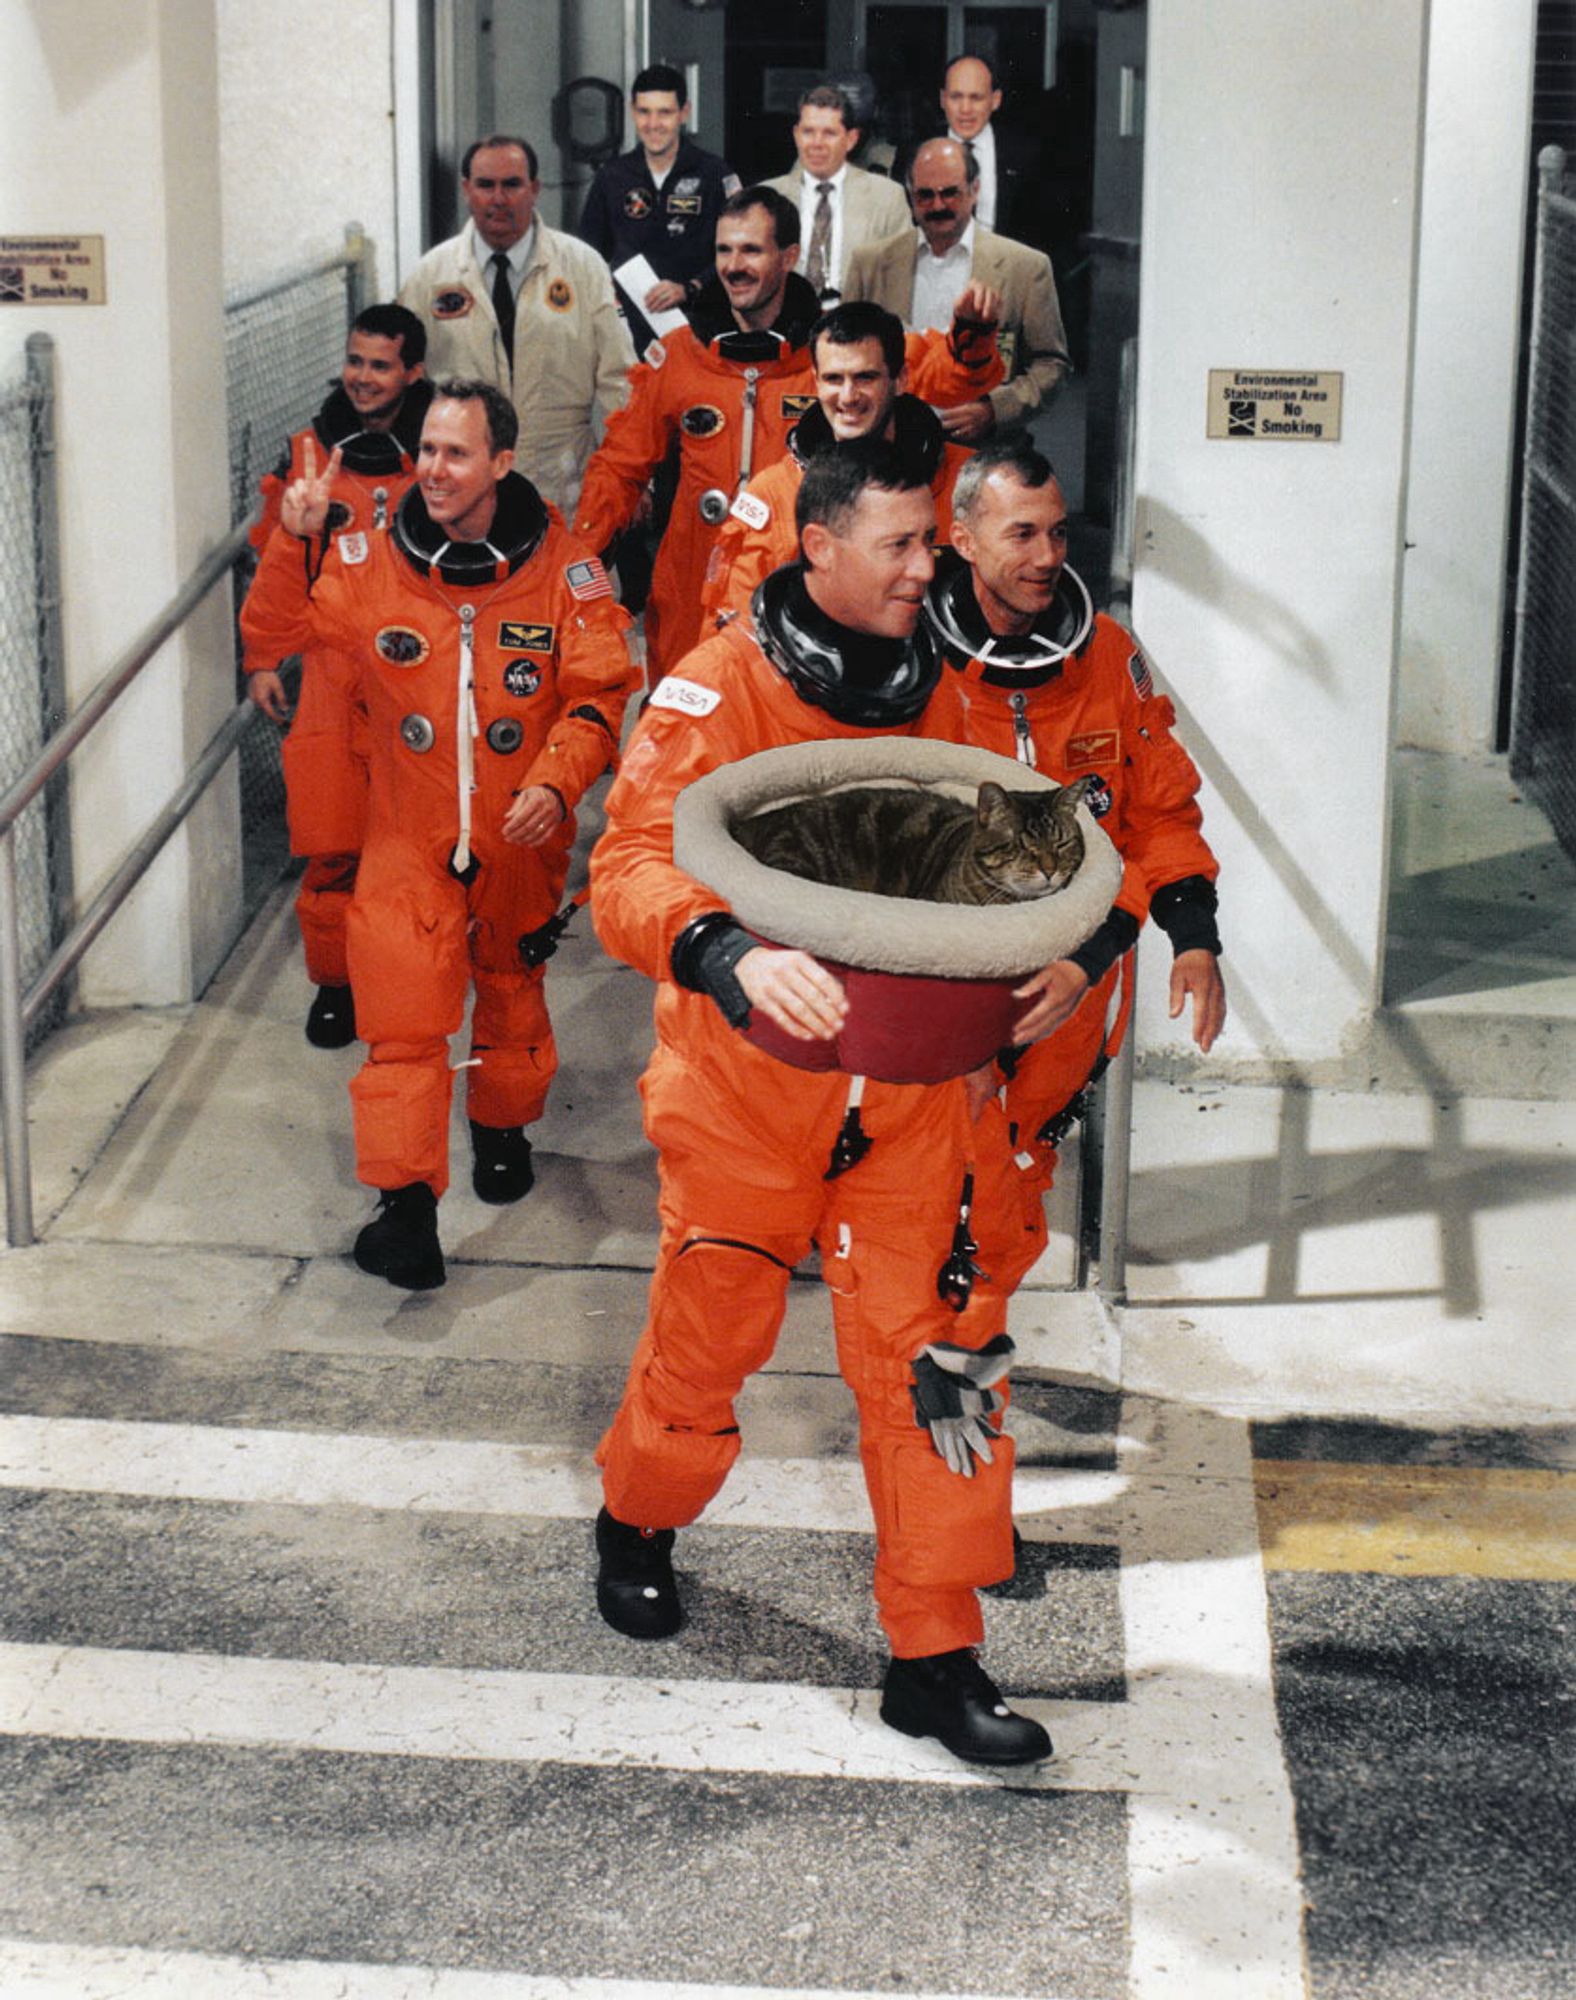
[1061,776,1095,809]
[975,780,1014,831]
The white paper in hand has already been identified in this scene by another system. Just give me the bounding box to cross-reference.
[614,256,691,337]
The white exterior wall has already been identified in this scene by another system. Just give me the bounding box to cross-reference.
[217,0,398,296]
[1397,0,1536,753]
[1,1,237,1008]
[1130,2,1428,1069]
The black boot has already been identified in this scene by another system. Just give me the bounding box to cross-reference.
[470,1120,534,1204]
[594,1507,683,1639]
[880,1648,1052,1766]
[305,983,356,1049]
[353,1182,445,1290]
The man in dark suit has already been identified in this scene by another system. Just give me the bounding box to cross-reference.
[937,54,1044,249]
[844,138,1069,443]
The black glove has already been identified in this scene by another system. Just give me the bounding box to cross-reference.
[910,1334,1013,1477]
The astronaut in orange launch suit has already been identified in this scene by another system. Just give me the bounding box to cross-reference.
[241,378,638,1291]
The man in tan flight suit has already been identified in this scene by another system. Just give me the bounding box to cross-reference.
[399,134,635,514]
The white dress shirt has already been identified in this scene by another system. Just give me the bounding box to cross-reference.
[796,163,849,298]
[910,218,975,333]
[949,121,998,229]
[471,220,536,301]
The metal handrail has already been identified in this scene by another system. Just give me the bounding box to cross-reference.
[0,513,257,1247]
[0,520,253,843]
[1083,329,1145,1305]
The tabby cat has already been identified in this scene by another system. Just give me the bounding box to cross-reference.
[733,778,1092,905]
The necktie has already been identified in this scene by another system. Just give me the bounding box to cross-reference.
[806,180,834,296]
[964,140,988,227]
[489,251,516,370]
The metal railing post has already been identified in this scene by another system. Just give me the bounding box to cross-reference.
[1074,329,1142,1292]
[1075,1075,1105,1292]
[26,332,74,972]
[1096,968,1136,1305]
[344,221,371,320]
[0,830,35,1247]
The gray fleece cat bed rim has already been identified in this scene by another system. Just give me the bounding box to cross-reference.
[673,737,1123,980]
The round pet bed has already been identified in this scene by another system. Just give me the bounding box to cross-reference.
[672,736,1123,1082]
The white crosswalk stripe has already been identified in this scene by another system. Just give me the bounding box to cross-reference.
[0,1940,1087,2000]
[0,1411,1124,1539]
[0,1640,1114,1789]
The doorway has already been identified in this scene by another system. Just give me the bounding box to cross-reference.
[828,0,1129,595]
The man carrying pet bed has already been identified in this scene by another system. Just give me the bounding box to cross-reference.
[587,441,1089,1768]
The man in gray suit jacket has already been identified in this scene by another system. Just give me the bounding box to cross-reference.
[844,137,1069,442]
[766,84,911,305]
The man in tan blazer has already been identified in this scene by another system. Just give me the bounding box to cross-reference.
[844,137,1069,441]
[765,84,911,304]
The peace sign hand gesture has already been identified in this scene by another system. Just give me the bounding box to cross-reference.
[279,436,343,539]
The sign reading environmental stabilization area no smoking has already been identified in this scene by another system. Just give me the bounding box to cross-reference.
[1207,369,1342,441]
[0,237,106,306]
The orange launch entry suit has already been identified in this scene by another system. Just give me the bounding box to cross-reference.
[590,571,1018,1661]
[242,384,432,987]
[925,552,1222,1300]
[245,475,637,1195]
[574,275,1000,682]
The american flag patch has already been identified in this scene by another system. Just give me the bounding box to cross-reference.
[565,558,613,602]
[1128,647,1154,700]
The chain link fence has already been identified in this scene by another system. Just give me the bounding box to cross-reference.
[1510,147,1576,862]
[0,337,70,1049]
[224,225,370,902]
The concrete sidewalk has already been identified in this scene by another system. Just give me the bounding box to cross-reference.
[7,862,1570,1432]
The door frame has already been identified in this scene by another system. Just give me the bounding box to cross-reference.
[849,1,1059,89]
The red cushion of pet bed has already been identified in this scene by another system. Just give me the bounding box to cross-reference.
[739,949,1028,1083]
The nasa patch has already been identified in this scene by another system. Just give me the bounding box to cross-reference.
[648,675,721,718]
[729,490,770,530]
[503,659,542,697]
[499,620,555,654]
[681,404,726,438]
[432,288,474,320]
[1080,775,1114,819]
[546,277,574,313]
[375,624,428,666]
[623,187,655,220]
